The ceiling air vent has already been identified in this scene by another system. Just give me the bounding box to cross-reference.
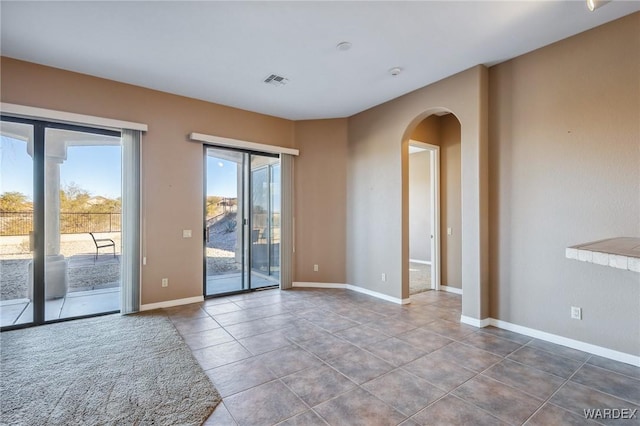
[264,74,289,87]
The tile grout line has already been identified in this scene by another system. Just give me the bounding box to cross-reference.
[519,355,606,426]
[170,289,639,426]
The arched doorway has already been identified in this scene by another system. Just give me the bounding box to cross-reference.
[399,99,488,325]
[406,113,462,300]
[346,66,488,323]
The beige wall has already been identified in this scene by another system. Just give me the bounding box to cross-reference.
[489,13,640,354]
[347,65,489,315]
[0,57,295,305]
[439,114,462,288]
[411,114,463,288]
[408,150,431,262]
[3,11,638,357]
[293,119,348,283]
[412,115,440,144]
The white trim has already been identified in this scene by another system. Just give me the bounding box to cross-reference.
[346,284,411,305]
[1,102,148,131]
[460,315,492,328]
[457,314,639,366]
[292,282,346,289]
[490,318,640,367]
[409,259,432,265]
[566,245,639,273]
[408,140,440,291]
[140,296,204,311]
[292,282,410,305]
[190,132,299,156]
[441,285,463,295]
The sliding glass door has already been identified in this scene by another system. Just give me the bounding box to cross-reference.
[205,148,246,295]
[250,156,280,288]
[1,117,122,328]
[0,121,35,326]
[204,147,280,296]
[44,127,121,320]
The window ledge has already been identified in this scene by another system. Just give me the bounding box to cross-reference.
[566,237,640,273]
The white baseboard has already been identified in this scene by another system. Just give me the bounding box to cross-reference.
[292,282,346,289]
[292,282,410,305]
[140,296,204,311]
[296,283,639,367]
[460,315,492,328]
[458,314,639,367]
[441,285,462,295]
[409,259,432,265]
[490,318,640,367]
[346,284,411,305]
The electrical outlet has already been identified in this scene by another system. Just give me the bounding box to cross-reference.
[571,306,582,320]
[381,273,386,282]
[313,264,319,272]
[161,278,169,288]
[447,227,452,236]
[183,229,192,238]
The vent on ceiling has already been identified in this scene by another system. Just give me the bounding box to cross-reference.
[264,74,289,87]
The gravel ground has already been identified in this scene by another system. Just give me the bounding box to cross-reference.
[1,217,242,300]
[0,258,120,300]
[207,213,238,251]
[206,214,240,275]
[1,233,122,301]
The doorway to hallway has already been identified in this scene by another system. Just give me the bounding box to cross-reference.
[408,141,440,295]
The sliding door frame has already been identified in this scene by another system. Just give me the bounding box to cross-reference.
[1,115,121,330]
[203,144,280,299]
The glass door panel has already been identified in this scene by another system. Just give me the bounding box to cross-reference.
[250,155,280,289]
[205,148,246,296]
[204,148,280,297]
[44,128,122,320]
[0,121,35,326]
[270,163,281,280]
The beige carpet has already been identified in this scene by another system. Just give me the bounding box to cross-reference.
[1,312,220,425]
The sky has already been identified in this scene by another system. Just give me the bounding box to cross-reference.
[1,135,122,200]
[2,134,276,204]
[206,156,237,198]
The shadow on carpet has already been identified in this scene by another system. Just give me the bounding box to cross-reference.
[1,312,220,425]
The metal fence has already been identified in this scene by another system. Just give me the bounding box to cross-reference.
[0,212,121,236]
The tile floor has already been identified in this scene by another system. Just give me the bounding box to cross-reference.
[163,288,640,426]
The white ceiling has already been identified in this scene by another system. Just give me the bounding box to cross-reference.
[2,1,639,120]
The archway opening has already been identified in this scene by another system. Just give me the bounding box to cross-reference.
[404,111,463,303]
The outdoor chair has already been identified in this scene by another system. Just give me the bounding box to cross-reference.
[89,232,116,262]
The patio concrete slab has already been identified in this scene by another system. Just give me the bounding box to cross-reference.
[60,288,119,318]
[16,298,65,323]
[2,286,120,327]
[206,273,278,295]
[1,301,28,327]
